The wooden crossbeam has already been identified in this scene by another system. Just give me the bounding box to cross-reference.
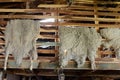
[0,0,28,2]
[0,34,4,38]
[38,35,58,39]
[0,7,119,14]
[0,48,57,54]
[40,28,58,32]
[38,4,67,8]
[0,15,60,19]
[0,59,118,69]
[75,0,120,4]
[69,6,120,12]
[40,22,120,27]
[0,15,120,23]
[0,9,56,13]
[37,49,58,54]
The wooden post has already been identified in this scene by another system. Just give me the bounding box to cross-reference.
[54,8,59,62]
[26,0,30,9]
[94,0,99,31]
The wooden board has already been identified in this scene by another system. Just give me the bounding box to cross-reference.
[38,4,67,8]
[0,58,119,70]
[0,0,28,2]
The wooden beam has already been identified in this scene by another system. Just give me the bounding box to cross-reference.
[69,5,120,12]
[38,4,67,8]
[94,0,99,31]
[37,42,59,46]
[40,28,58,32]
[38,35,58,39]
[0,8,119,17]
[37,49,58,54]
[0,9,56,13]
[0,59,119,70]
[0,27,5,30]
[0,34,4,38]
[0,23,120,30]
[0,15,60,19]
[0,14,120,23]
[0,0,28,2]
[0,48,57,54]
[61,16,120,22]
[40,22,120,27]
[75,0,120,4]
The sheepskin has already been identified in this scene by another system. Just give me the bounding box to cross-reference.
[5,19,40,66]
[59,26,102,69]
[100,28,120,59]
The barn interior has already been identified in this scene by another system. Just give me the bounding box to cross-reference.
[0,0,120,80]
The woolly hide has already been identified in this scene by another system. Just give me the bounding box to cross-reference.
[59,26,102,69]
[5,19,40,66]
[100,28,120,58]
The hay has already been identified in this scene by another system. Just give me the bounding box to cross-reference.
[59,26,102,69]
[4,19,40,69]
[100,28,120,59]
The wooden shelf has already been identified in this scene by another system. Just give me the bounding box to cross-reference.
[0,58,119,70]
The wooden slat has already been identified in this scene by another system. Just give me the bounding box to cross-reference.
[37,49,57,54]
[0,49,57,54]
[0,23,120,30]
[40,28,58,32]
[0,9,56,13]
[37,42,59,46]
[0,0,28,2]
[38,4,67,8]
[0,27,58,32]
[0,34,4,38]
[62,10,120,17]
[40,22,120,27]
[0,14,120,23]
[75,0,120,4]
[0,27,5,30]
[61,16,120,22]
[69,5,120,12]
[0,59,119,70]
[94,0,99,30]
[0,41,5,45]
[0,15,60,19]
[38,35,57,39]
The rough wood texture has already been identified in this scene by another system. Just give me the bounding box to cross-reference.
[0,59,119,70]
[0,0,28,2]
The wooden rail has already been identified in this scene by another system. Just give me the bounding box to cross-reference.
[0,59,118,70]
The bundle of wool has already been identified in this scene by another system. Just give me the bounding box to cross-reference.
[82,27,102,69]
[100,28,120,59]
[59,26,102,69]
[59,27,84,67]
[4,19,40,70]
[100,28,120,40]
